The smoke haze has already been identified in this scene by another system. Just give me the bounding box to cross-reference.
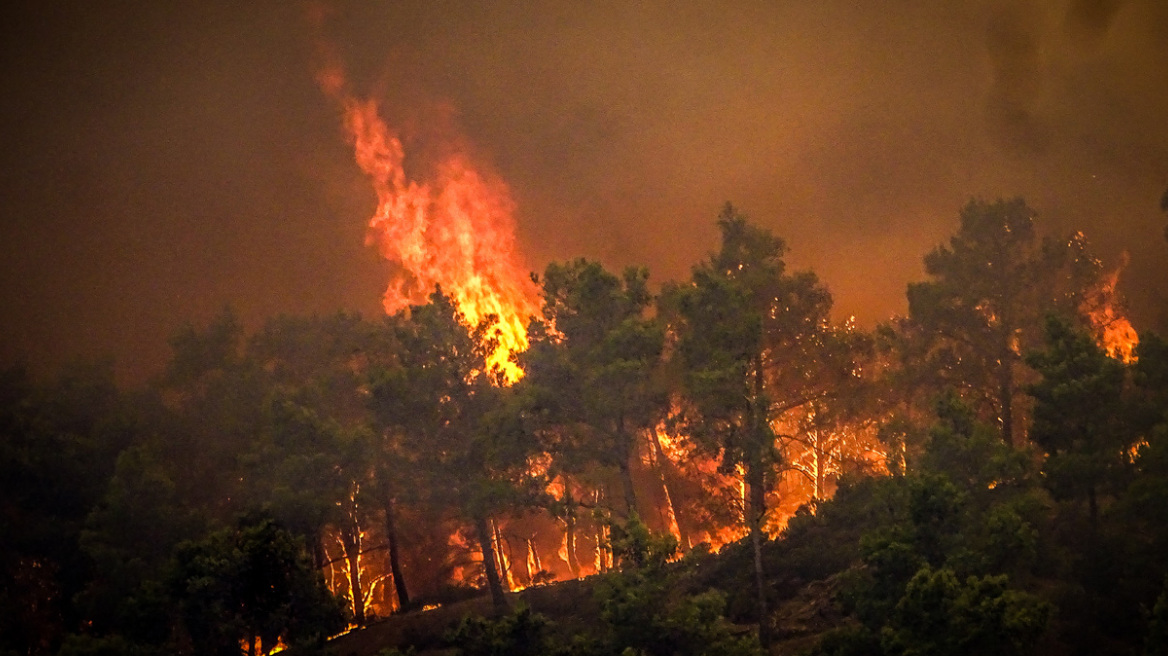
[2,0,1166,382]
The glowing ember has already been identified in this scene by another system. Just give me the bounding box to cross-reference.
[316,62,537,381]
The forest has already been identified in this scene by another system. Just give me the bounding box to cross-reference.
[4,198,1168,656]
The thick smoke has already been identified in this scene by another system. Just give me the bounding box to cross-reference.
[985,5,1049,153]
[1064,0,1127,48]
[0,0,1166,381]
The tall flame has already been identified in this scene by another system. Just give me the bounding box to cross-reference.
[316,61,536,381]
[1082,253,1139,363]
[306,23,895,593]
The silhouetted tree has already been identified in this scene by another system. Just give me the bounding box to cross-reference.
[906,198,1099,445]
[522,258,667,518]
[663,204,831,645]
[77,444,203,648]
[881,566,1050,656]
[0,362,136,655]
[168,516,347,656]
[1026,315,1130,525]
[248,312,413,613]
[368,289,543,612]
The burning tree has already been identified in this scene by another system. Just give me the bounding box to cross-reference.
[776,398,882,512]
[521,259,668,526]
[168,516,347,656]
[316,52,537,384]
[368,290,545,612]
[904,198,1105,445]
[662,204,835,646]
[767,314,880,520]
[1026,316,1131,525]
[247,397,381,626]
[240,313,403,625]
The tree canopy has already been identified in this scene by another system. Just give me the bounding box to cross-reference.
[4,198,1164,656]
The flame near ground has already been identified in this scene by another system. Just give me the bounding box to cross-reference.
[309,33,1143,627]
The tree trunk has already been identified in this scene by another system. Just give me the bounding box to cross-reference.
[651,429,688,546]
[474,514,508,613]
[749,359,771,647]
[598,523,610,572]
[814,439,826,502]
[384,497,410,611]
[492,517,514,591]
[615,413,639,517]
[617,456,638,518]
[524,536,540,584]
[310,527,327,571]
[340,523,366,627]
[998,353,1016,446]
[659,476,683,545]
[594,489,610,572]
[565,499,580,576]
[746,457,771,648]
[531,537,542,574]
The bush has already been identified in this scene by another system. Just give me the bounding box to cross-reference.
[445,605,552,656]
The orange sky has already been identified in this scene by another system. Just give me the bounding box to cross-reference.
[1,0,1166,382]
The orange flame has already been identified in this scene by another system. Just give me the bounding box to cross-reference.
[1083,254,1139,363]
[316,61,536,381]
[306,22,902,592]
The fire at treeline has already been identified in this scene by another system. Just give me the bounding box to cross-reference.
[8,193,1168,655]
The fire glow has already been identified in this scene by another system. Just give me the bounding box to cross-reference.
[1083,258,1139,363]
[306,30,1091,629]
[316,63,537,382]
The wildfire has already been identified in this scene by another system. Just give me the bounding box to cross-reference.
[304,18,896,612]
[1082,254,1139,363]
[315,58,537,381]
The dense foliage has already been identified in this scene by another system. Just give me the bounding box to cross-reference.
[2,198,1166,655]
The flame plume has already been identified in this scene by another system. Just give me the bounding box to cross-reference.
[317,62,536,381]
[1082,253,1139,363]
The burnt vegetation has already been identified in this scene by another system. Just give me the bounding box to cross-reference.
[4,199,1168,656]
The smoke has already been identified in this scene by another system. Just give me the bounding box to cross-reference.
[984,5,1050,154]
[1,0,1167,382]
[1064,0,1127,48]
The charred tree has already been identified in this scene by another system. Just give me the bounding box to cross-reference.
[338,516,366,627]
[563,490,581,576]
[616,426,639,517]
[368,290,543,618]
[475,514,509,613]
[383,496,410,610]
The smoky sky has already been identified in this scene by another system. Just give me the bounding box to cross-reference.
[2,0,1166,383]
